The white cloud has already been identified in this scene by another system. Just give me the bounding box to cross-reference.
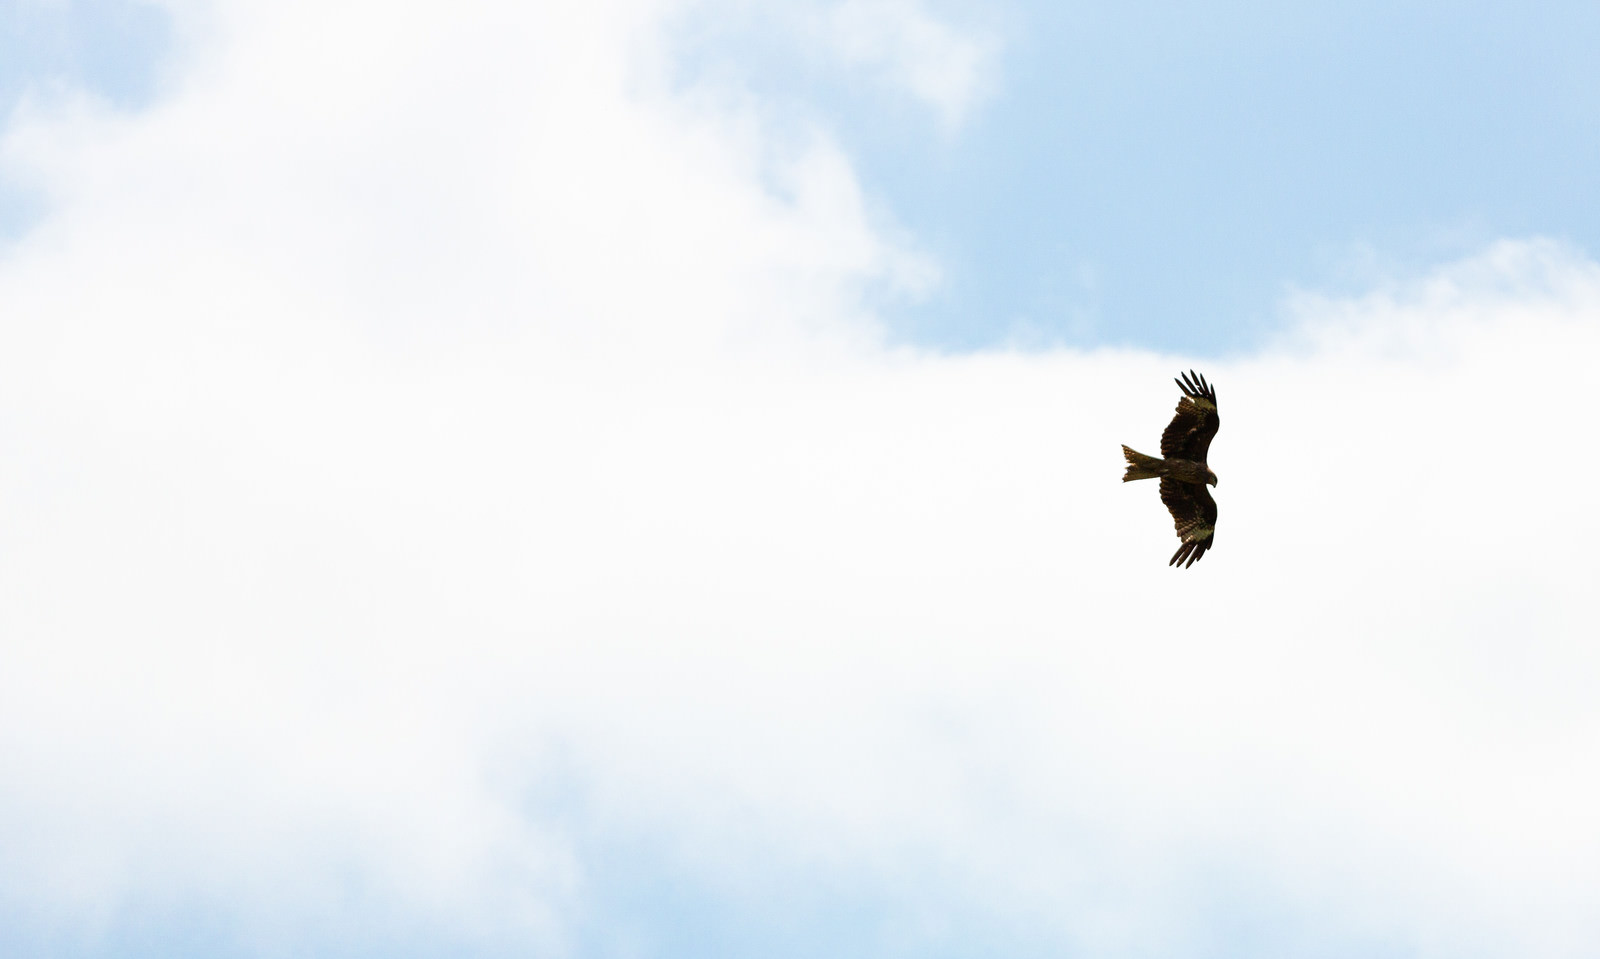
[823,0,997,131]
[2,1,1599,956]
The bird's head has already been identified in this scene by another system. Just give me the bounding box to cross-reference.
[1206,469,1218,487]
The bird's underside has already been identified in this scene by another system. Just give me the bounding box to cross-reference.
[1121,370,1220,568]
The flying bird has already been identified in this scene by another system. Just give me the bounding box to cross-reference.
[1121,370,1220,567]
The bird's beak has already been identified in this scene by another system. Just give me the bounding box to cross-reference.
[1208,475,1218,487]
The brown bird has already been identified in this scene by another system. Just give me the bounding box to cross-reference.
[1121,370,1220,567]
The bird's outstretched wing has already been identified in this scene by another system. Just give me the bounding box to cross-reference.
[1160,477,1216,568]
[1160,369,1220,462]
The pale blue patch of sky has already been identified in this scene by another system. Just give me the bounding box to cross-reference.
[671,0,1600,355]
[0,823,1432,959]
[0,0,170,110]
[0,755,1435,958]
[0,754,1439,959]
[0,0,171,238]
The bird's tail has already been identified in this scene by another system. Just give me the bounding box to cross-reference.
[1121,445,1166,482]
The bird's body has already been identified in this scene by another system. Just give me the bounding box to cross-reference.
[1121,370,1220,567]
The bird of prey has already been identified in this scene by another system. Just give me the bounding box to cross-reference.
[1121,370,1220,567]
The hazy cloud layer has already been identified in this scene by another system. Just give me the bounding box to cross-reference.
[2,1,1598,956]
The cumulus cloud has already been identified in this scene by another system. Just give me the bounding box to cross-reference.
[2,1,1599,957]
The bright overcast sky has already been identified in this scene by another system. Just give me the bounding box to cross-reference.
[3,2,1600,958]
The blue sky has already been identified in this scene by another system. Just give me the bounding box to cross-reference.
[670,0,1600,353]
[0,0,168,109]
[7,0,1600,354]
[0,0,168,234]
[3,2,1600,958]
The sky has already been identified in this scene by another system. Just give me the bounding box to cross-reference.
[1,1,1599,958]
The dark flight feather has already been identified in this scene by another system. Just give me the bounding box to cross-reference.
[1159,477,1216,568]
[1159,369,1219,462]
